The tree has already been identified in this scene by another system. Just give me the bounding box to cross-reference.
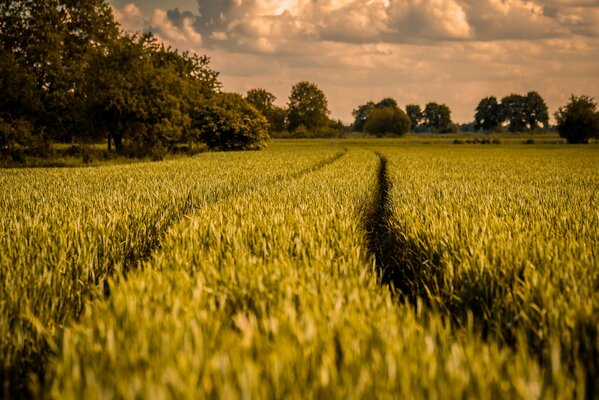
[405,104,423,131]
[246,88,287,133]
[376,98,399,110]
[0,48,40,156]
[363,107,411,137]
[501,94,528,132]
[287,81,330,132]
[423,102,453,133]
[525,91,549,131]
[555,95,599,144]
[246,88,276,114]
[352,101,375,132]
[474,96,503,132]
[196,92,269,150]
[0,0,120,143]
[86,33,220,155]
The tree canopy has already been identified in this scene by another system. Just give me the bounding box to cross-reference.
[287,81,330,132]
[405,104,423,132]
[555,95,599,144]
[363,107,411,137]
[246,88,287,133]
[474,96,502,132]
[196,93,269,151]
[352,98,408,133]
[423,102,453,133]
[0,0,276,159]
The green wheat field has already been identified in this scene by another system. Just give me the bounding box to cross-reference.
[1,140,597,399]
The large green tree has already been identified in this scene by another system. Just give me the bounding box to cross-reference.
[0,0,119,143]
[423,102,453,133]
[87,33,220,154]
[555,95,599,144]
[287,81,330,132]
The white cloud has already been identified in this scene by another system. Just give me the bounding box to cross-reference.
[109,1,599,123]
[111,3,145,33]
[150,9,203,47]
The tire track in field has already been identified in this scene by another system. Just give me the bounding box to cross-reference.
[5,148,348,400]
[364,152,597,400]
[364,152,414,295]
[365,151,472,301]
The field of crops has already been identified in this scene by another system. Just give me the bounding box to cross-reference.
[1,141,597,398]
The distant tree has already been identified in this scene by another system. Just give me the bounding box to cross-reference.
[423,102,453,133]
[246,88,287,133]
[405,104,423,131]
[524,91,549,131]
[474,96,503,132]
[196,92,269,150]
[501,94,528,132]
[287,81,330,132]
[363,107,411,137]
[352,102,375,132]
[555,95,599,144]
[376,98,399,110]
[246,88,276,113]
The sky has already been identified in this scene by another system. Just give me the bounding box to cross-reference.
[108,0,599,124]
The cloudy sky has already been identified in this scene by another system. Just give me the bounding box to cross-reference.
[109,0,599,123]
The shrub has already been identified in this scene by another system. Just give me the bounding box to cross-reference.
[196,93,269,151]
[364,107,411,137]
[555,95,599,144]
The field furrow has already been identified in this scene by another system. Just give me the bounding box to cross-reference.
[46,149,569,399]
[0,145,342,396]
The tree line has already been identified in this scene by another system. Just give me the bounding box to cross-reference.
[0,0,274,160]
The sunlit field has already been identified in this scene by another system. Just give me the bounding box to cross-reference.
[1,140,597,399]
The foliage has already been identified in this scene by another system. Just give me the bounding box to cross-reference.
[0,0,225,158]
[352,98,407,133]
[500,92,549,132]
[363,107,411,137]
[423,102,453,133]
[524,91,549,131]
[555,95,599,144]
[474,96,502,132]
[0,0,120,143]
[405,104,423,131]
[196,93,270,151]
[246,88,287,133]
[87,33,219,155]
[287,81,330,132]
[351,101,375,132]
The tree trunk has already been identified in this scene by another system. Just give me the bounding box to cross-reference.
[107,135,112,152]
[114,134,123,155]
